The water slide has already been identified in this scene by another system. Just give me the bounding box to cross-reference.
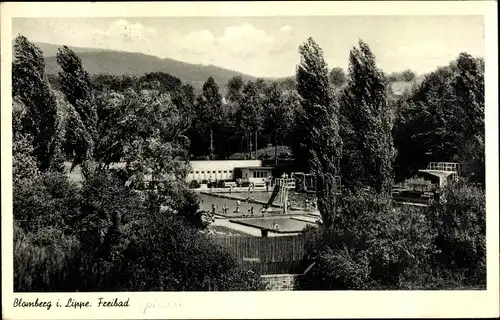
[263,184,280,209]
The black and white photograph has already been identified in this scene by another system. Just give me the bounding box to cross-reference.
[2,1,499,319]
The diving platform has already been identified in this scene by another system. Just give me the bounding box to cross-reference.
[418,162,459,188]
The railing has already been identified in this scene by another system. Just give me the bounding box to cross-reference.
[427,162,459,172]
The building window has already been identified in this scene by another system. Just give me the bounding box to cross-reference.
[213,171,216,174]
[223,170,227,173]
[201,171,204,174]
[218,171,222,173]
[229,170,232,173]
[195,171,199,174]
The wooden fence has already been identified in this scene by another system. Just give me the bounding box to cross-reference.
[212,235,308,275]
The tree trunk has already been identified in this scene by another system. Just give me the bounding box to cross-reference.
[274,138,278,167]
[209,128,214,160]
[254,131,258,159]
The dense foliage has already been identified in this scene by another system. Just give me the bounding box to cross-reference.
[340,40,395,193]
[12,33,486,291]
[12,36,265,292]
[300,183,485,290]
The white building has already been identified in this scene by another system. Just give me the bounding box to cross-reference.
[186,160,264,182]
[235,166,274,184]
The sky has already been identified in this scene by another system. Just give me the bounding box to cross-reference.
[12,16,484,78]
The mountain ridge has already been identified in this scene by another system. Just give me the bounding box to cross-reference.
[34,42,264,91]
[18,42,418,95]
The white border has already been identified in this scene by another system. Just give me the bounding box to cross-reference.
[1,2,498,319]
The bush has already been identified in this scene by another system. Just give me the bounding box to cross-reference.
[216,180,225,188]
[14,223,80,292]
[299,189,436,290]
[403,176,433,192]
[201,179,208,184]
[241,181,250,187]
[189,180,201,189]
[14,170,81,234]
[14,168,265,292]
[103,212,264,291]
[427,179,486,286]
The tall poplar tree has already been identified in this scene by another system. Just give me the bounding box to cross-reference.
[294,37,343,228]
[342,40,395,194]
[56,46,97,170]
[12,35,63,171]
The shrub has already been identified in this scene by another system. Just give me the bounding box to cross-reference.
[216,180,225,188]
[172,189,207,229]
[14,170,81,234]
[403,176,433,192]
[201,179,208,184]
[300,189,436,290]
[241,181,250,187]
[103,212,264,291]
[427,179,486,285]
[189,180,201,189]
[14,168,264,292]
[14,223,80,292]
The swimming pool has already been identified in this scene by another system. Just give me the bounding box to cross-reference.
[229,217,315,234]
[197,190,316,216]
[198,193,277,217]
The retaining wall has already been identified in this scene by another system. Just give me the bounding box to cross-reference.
[261,274,302,291]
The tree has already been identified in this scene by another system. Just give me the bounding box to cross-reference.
[401,69,417,82]
[300,189,436,290]
[294,37,342,175]
[263,82,297,165]
[12,35,63,171]
[237,81,264,159]
[56,46,98,170]
[451,53,485,184]
[293,37,343,228]
[138,72,182,93]
[172,83,196,132]
[226,75,244,104]
[341,39,395,194]
[428,180,485,286]
[94,88,190,206]
[329,67,346,87]
[196,77,224,159]
[393,53,484,185]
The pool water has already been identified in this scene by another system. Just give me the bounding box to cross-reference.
[198,194,273,217]
[206,191,315,207]
[229,217,314,233]
[197,192,317,217]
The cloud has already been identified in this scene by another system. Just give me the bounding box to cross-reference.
[279,25,293,35]
[94,19,156,44]
[177,29,216,55]
[172,24,287,60]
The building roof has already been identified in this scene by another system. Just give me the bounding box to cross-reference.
[234,166,275,170]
